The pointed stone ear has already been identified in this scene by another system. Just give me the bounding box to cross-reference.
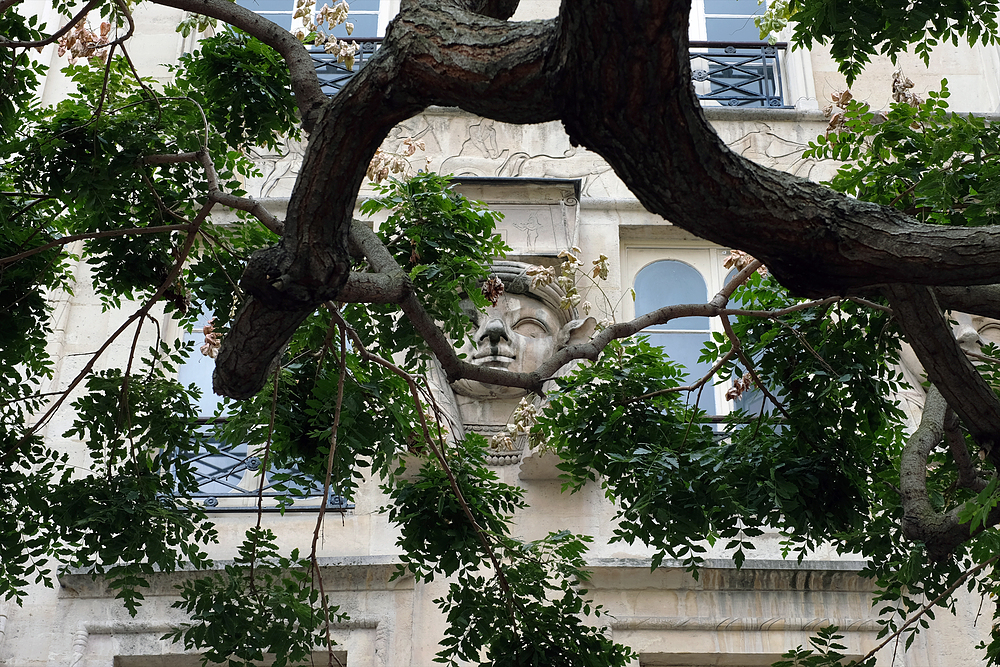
[558,316,597,348]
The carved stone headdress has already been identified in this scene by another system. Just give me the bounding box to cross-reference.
[482,260,573,327]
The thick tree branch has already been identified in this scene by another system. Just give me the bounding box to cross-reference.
[935,285,1000,320]
[901,386,1000,560]
[944,408,989,493]
[554,0,1000,298]
[0,0,24,14]
[335,271,410,303]
[349,216,854,396]
[885,284,1000,470]
[212,0,1000,401]
[457,0,520,20]
[214,2,559,398]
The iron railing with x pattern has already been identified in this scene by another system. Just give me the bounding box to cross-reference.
[689,41,790,108]
[309,38,384,96]
[184,425,354,512]
[310,39,790,108]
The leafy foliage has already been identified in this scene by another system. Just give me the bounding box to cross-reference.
[805,81,1000,228]
[356,172,510,368]
[436,531,634,667]
[172,29,300,151]
[7,2,1000,666]
[385,435,633,666]
[776,0,1000,84]
[165,527,347,667]
[385,434,526,581]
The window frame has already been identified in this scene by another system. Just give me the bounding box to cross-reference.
[622,244,738,416]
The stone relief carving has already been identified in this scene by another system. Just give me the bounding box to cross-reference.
[420,118,617,197]
[494,202,575,256]
[243,136,308,199]
[724,123,822,180]
[428,261,595,456]
[244,115,622,203]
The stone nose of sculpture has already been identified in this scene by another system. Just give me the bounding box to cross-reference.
[955,323,982,349]
[479,318,511,346]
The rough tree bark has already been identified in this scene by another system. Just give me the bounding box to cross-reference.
[149,0,1000,550]
[150,0,1000,399]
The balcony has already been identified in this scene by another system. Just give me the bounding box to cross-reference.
[689,41,791,108]
[309,39,791,108]
[183,423,355,512]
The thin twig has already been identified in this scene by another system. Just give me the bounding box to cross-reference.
[855,554,1000,665]
[721,314,791,419]
[848,296,893,314]
[0,225,190,266]
[0,0,103,48]
[630,348,737,403]
[776,319,837,375]
[309,322,347,667]
[4,201,211,461]
[328,307,520,630]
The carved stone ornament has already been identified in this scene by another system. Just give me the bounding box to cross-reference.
[427,261,596,456]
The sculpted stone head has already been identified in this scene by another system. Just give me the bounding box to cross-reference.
[452,261,596,399]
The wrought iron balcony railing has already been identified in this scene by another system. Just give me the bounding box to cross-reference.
[183,425,354,512]
[689,41,790,108]
[310,39,790,108]
[309,38,384,96]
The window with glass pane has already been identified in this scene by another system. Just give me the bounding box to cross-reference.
[725,268,772,415]
[703,0,766,42]
[236,0,295,30]
[317,0,381,37]
[178,316,348,511]
[235,0,384,36]
[634,260,716,414]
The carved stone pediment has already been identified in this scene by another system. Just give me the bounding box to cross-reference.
[451,178,580,257]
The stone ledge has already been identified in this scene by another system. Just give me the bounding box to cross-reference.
[58,555,411,599]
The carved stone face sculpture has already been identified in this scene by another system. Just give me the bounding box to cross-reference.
[450,264,595,400]
[453,293,562,399]
[897,311,1000,429]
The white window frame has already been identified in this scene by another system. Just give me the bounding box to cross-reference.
[622,244,737,416]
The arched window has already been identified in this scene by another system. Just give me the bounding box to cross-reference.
[634,260,716,414]
[725,268,769,415]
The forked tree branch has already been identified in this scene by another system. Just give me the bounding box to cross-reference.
[901,385,1000,560]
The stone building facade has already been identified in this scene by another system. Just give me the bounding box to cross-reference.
[5,1,1000,665]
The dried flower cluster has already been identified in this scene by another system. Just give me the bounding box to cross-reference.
[725,371,756,401]
[823,88,851,134]
[892,67,923,107]
[481,275,505,306]
[200,318,221,359]
[366,138,426,183]
[824,71,920,137]
[489,397,541,451]
[291,0,359,69]
[591,253,610,281]
[528,248,612,316]
[57,15,112,64]
[723,249,768,277]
